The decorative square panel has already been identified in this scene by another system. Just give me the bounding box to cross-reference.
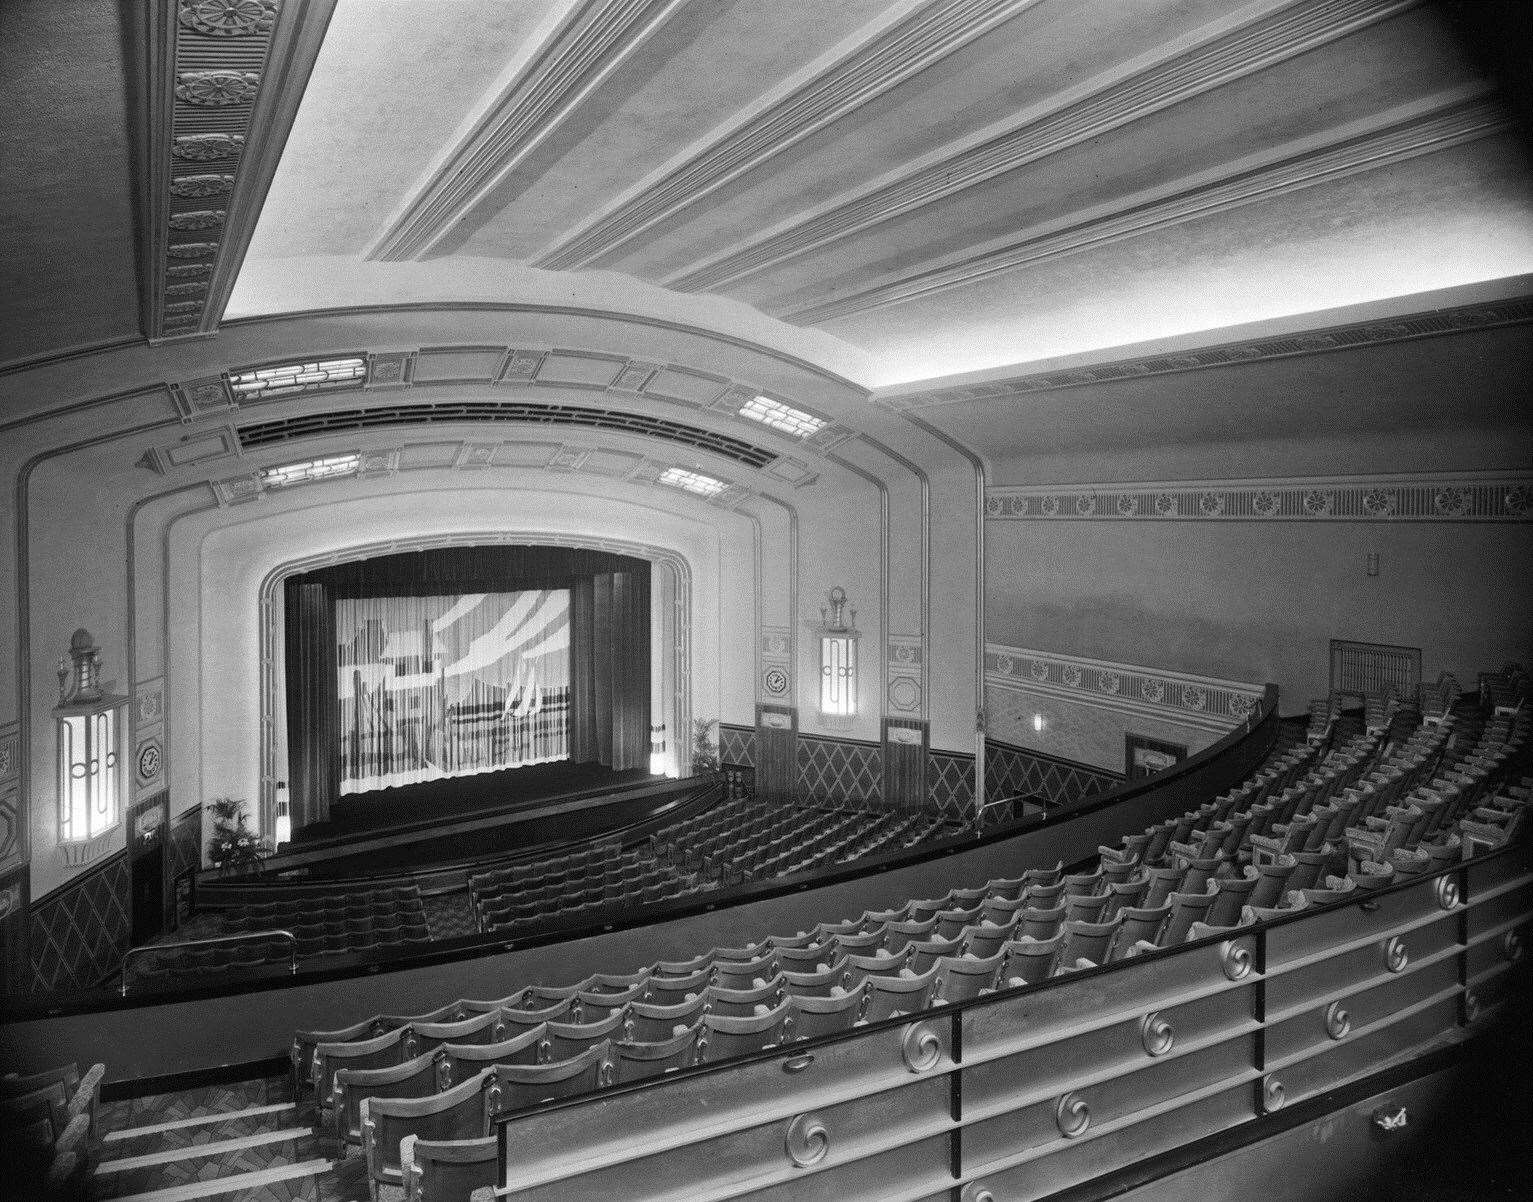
[135,680,165,728]
[453,442,499,471]
[546,444,592,473]
[211,474,263,506]
[171,375,235,422]
[644,368,729,407]
[499,349,548,382]
[608,360,660,393]
[366,351,414,388]
[0,724,16,784]
[717,723,757,768]
[357,448,402,478]
[927,752,974,821]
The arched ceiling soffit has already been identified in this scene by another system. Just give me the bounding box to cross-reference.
[222,0,1529,389]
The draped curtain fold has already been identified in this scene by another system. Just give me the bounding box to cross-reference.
[285,580,338,828]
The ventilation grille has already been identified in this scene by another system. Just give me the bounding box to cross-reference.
[236,401,778,468]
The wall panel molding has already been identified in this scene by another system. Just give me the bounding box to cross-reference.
[985,471,1533,523]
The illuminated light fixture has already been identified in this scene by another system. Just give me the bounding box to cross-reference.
[1033,713,1045,733]
[737,395,826,439]
[817,587,860,719]
[54,629,126,845]
[228,356,365,402]
[657,466,727,497]
[259,452,360,488]
[273,782,291,849]
[649,723,667,777]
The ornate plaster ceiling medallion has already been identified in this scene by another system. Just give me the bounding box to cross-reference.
[169,210,226,231]
[170,174,236,199]
[167,242,219,258]
[175,70,261,107]
[179,0,280,38]
[171,133,244,161]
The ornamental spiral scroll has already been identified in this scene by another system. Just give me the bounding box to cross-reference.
[1219,938,1254,981]
[1261,1075,1285,1113]
[1435,875,1460,910]
[785,1112,830,1168]
[169,173,235,199]
[1505,930,1524,963]
[901,1021,942,1073]
[172,133,244,161]
[961,1185,997,1202]
[1140,1011,1174,1057]
[1055,1091,1090,1138]
[1325,1000,1351,1041]
[1384,936,1409,973]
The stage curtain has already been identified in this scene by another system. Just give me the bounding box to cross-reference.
[285,580,339,827]
[569,570,650,770]
[334,590,571,794]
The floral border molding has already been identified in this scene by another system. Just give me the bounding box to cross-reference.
[985,472,1533,522]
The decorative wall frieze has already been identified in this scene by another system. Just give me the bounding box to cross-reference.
[537,0,1043,271]
[882,294,1533,408]
[985,472,1533,523]
[986,642,1263,732]
[668,0,1417,293]
[792,91,1509,324]
[132,678,166,801]
[368,0,687,261]
[142,0,337,340]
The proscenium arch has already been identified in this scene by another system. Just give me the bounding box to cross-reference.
[254,531,692,837]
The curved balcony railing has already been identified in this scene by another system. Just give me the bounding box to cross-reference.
[119,930,299,997]
[479,840,1530,1199]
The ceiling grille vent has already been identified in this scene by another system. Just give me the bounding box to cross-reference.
[236,400,778,469]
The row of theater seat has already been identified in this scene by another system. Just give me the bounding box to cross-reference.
[1,1061,104,1199]
[471,801,954,937]
[285,698,1529,1202]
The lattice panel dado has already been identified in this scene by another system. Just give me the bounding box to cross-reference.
[927,752,974,821]
[797,738,882,808]
[985,743,1116,807]
[986,474,1533,523]
[717,723,758,768]
[28,854,130,993]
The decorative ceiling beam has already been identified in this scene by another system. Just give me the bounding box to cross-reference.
[534,0,1043,272]
[135,0,338,343]
[787,90,1511,325]
[366,0,690,262]
[664,0,1417,293]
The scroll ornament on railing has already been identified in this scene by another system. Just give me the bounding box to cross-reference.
[1140,1011,1175,1057]
[901,1022,942,1073]
[785,1112,830,1168]
[1055,1090,1091,1138]
[1262,1074,1286,1113]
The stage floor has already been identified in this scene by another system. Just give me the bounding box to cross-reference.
[282,760,653,874]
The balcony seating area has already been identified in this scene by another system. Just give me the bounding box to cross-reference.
[1,1061,105,1199]
[471,798,955,936]
[257,695,1528,1202]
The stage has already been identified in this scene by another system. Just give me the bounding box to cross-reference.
[257,759,684,879]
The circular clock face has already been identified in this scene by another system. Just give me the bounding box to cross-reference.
[763,668,789,696]
[137,741,162,782]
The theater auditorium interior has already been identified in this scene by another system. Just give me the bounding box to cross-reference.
[1,0,1531,1199]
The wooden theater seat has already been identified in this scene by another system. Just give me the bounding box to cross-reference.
[401,1133,498,1202]
[334,1050,439,1145]
[487,1042,616,1115]
[436,1025,546,1090]
[361,1070,493,1202]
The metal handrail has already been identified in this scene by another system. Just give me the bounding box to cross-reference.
[120,929,299,996]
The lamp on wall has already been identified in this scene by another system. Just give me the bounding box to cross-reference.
[54,628,126,845]
[817,587,859,721]
[273,781,291,849]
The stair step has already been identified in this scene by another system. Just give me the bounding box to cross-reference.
[104,1102,297,1143]
[96,1126,314,1175]
[104,1158,333,1202]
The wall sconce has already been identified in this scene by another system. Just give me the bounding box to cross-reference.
[54,628,126,844]
[273,781,291,849]
[817,587,860,719]
[1033,713,1045,733]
